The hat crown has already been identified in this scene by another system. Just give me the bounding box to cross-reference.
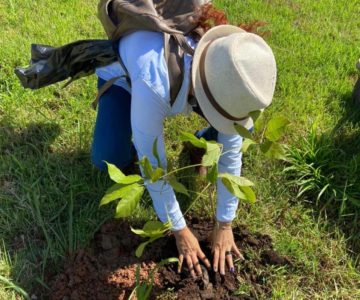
[204,32,276,118]
[192,25,277,134]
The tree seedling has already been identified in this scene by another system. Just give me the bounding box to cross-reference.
[100,113,289,257]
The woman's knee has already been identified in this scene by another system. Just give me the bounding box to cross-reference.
[91,148,134,171]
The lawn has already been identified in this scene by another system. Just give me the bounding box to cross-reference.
[0,0,360,299]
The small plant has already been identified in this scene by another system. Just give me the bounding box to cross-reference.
[284,125,360,215]
[128,258,179,300]
[100,132,256,255]
[130,221,172,257]
[0,241,30,300]
[234,111,290,159]
[100,112,289,257]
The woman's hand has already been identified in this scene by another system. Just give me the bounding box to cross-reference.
[173,226,211,277]
[212,221,244,275]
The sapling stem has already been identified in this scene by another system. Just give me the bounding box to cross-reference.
[172,183,211,228]
[208,186,216,217]
[163,163,203,178]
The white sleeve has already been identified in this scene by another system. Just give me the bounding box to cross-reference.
[130,78,186,231]
[216,133,243,222]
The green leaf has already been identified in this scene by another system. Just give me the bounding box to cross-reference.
[135,264,141,285]
[135,237,159,257]
[0,275,30,300]
[143,220,170,237]
[118,174,143,185]
[143,220,168,233]
[260,140,287,160]
[241,138,257,153]
[135,240,151,257]
[219,174,256,203]
[221,177,256,203]
[151,167,165,182]
[206,163,218,184]
[239,186,256,204]
[168,176,189,196]
[221,176,243,198]
[105,183,123,194]
[265,116,290,142]
[130,228,148,238]
[105,162,125,183]
[254,113,266,132]
[157,257,179,267]
[139,157,165,183]
[179,132,207,149]
[131,220,170,238]
[202,141,221,167]
[234,123,254,140]
[139,157,153,180]
[218,173,254,186]
[136,283,150,300]
[99,183,134,206]
[115,184,145,218]
[152,137,162,168]
[248,110,262,123]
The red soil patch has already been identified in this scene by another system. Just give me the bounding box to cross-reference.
[46,218,292,299]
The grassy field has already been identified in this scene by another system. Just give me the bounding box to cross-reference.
[1,0,360,299]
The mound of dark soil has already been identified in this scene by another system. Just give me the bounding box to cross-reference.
[47,218,292,299]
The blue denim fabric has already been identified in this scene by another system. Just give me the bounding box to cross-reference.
[196,125,254,141]
[91,78,136,171]
[195,126,218,141]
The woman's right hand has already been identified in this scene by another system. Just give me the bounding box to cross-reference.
[173,226,211,277]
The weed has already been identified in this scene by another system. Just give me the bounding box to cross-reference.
[128,258,179,300]
[0,241,29,299]
[285,125,360,254]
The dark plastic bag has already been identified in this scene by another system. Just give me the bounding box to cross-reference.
[15,39,118,89]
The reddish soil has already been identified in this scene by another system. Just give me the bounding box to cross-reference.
[47,218,293,299]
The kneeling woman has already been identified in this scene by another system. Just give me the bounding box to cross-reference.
[92,8,276,277]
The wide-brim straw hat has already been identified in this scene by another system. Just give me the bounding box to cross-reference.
[192,25,277,134]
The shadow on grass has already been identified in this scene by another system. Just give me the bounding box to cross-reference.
[0,120,112,292]
[331,91,360,257]
[335,90,360,128]
[286,91,360,262]
[0,122,60,153]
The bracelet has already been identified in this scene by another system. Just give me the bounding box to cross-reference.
[216,221,232,230]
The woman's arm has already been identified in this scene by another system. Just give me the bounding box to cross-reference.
[130,77,186,231]
[130,77,210,276]
[216,132,243,222]
[212,132,244,274]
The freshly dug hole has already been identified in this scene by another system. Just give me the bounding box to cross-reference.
[47,218,292,299]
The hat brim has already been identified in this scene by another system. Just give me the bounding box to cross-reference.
[192,25,253,134]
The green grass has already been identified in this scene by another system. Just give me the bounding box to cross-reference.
[1,0,360,299]
[285,124,360,254]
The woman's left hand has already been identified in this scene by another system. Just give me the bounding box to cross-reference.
[211,221,244,275]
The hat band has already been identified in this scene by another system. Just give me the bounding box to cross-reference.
[199,40,247,122]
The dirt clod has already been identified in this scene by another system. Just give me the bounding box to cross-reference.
[261,249,293,267]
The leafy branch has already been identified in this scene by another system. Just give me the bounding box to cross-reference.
[100,131,257,256]
[235,111,290,160]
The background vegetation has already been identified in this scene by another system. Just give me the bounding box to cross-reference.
[0,0,359,298]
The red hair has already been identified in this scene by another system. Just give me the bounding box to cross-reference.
[197,3,269,38]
